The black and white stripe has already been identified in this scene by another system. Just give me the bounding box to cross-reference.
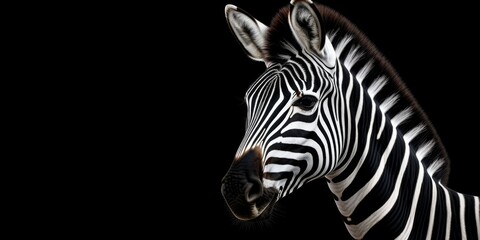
[223,1,480,238]
[325,29,480,239]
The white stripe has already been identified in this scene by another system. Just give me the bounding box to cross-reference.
[345,129,411,239]
[395,161,424,239]
[264,163,300,176]
[298,52,322,91]
[328,30,339,41]
[329,93,375,198]
[336,58,347,161]
[264,150,313,195]
[441,184,452,240]
[238,80,285,157]
[262,84,299,149]
[282,64,305,88]
[335,124,396,216]
[356,60,374,83]
[426,159,444,177]
[416,140,434,161]
[267,137,318,191]
[377,94,399,139]
[319,104,335,175]
[475,197,480,239]
[324,96,343,167]
[245,66,278,96]
[327,71,358,180]
[299,110,334,185]
[344,46,362,70]
[367,76,387,97]
[425,178,437,240]
[335,35,353,55]
[379,94,399,113]
[391,107,413,127]
[458,193,467,240]
[336,69,355,167]
[404,124,425,144]
[376,114,386,140]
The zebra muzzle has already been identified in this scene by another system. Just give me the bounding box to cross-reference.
[221,149,278,221]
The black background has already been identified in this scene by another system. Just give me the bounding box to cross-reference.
[199,0,479,237]
[104,0,480,238]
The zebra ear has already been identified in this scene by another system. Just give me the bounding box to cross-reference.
[225,4,269,62]
[289,0,326,55]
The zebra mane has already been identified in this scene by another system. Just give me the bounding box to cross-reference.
[265,3,451,184]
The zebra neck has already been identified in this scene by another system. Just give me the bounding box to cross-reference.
[314,8,478,238]
[323,78,480,238]
[324,66,426,238]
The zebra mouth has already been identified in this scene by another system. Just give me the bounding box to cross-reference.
[222,185,279,221]
[221,148,279,221]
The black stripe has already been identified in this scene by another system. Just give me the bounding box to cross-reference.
[463,195,479,238]
[362,152,419,238]
[267,141,320,185]
[431,184,447,240]
[407,170,433,240]
[332,78,370,182]
[447,189,462,239]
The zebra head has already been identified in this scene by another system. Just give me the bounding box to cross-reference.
[221,0,343,221]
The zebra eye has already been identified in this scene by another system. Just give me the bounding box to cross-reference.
[294,95,318,110]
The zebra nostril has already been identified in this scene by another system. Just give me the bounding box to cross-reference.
[244,177,263,203]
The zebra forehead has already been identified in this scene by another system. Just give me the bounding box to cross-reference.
[248,66,309,96]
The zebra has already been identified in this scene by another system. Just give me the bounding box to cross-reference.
[220,0,480,239]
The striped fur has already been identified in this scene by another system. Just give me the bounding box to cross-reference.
[223,1,480,239]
